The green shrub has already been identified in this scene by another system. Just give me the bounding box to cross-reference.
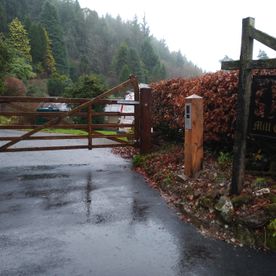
[267,219,276,250]
[133,154,145,167]
[47,73,72,97]
[218,151,232,167]
[268,219,276,237]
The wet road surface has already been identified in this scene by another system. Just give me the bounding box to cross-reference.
[0,136,275,275]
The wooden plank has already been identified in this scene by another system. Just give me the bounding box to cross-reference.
[0,111,135,117]
[0,134,133,141]
[0,124,86,129]
[0,111,66,117]
[222,58,276,70]
[249,58,276,69]
[221,60,240,70]
[0,77,134,151]
[93,112,135,116]
[249,27,276,51]
[0,123,135,130]
[231,17,255,195]
[0,135,87,141]
[92,133,134,138]
[92,123,135,128]
[91,143,133,148]
[0,143,135,152]
[92,99,139,105]
[116,100,140,105]
[0,97,137,105]
[0,145,88,152]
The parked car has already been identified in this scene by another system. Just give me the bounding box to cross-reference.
[36,103,70,125]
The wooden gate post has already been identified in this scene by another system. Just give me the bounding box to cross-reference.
[140,86,152,154]
[231,17,254,194]
[88,103,92,150]
[184,94,203,177]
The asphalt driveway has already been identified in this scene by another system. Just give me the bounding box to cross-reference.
[0,133,275,276]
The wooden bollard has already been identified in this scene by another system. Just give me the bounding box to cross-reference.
[184,94,203,177]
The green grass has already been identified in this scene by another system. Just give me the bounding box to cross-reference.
[41,128,128,141]
[95,130,128,141]
[0,116,16,125]
[95,130,117,135]
[42,128,88,135]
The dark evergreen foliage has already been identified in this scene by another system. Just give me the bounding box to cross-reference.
[0,0,202,86]
[40,1,68,74]
[29,23,47,65]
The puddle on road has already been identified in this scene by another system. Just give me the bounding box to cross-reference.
[185,244,214,261]
[131,199,150,223]
[24,186,81,198]
[177,244,215,271]
[86,213,113,224]
[44,200,73,210]
[19,173,69,181]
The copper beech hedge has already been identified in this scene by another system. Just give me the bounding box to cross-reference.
[151,69,276,145]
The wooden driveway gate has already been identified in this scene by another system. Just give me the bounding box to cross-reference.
[0,76,152,153]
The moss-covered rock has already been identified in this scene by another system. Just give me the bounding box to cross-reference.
[238,211,270,229]
[215,196,234,223]
[231,194,253,208]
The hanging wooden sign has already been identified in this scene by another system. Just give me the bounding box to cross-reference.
[249,76,276,140]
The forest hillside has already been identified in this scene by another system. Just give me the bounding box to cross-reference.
[0,0,202,97]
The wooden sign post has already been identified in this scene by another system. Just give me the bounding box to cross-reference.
[222,17,276,194]
[184,94,203,177]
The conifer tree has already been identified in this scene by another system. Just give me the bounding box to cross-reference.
[43,28,56,76]
[128,48,144,82]
[40,1,68,74]
[8,17,32,63]
[140,40,159,73]
[119,64,131,82]
[113,43,129,76]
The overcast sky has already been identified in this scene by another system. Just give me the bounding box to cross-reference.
[78,0,276,72]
